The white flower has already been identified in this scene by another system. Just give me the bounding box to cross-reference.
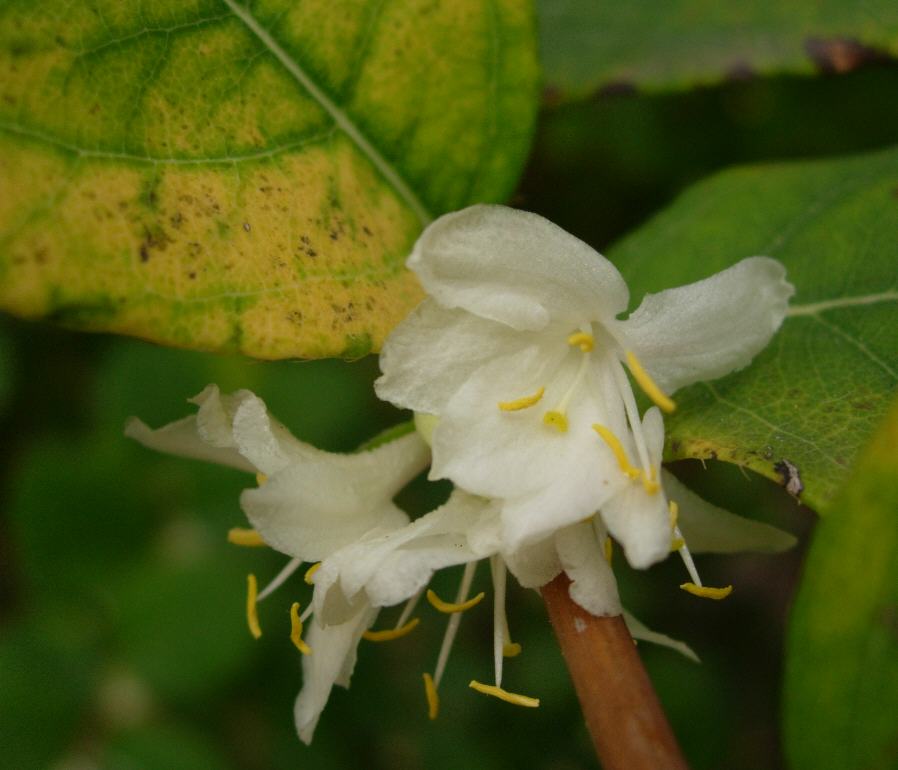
[376,205,795,573]
[305,469,794,715]
[126,385,430,743]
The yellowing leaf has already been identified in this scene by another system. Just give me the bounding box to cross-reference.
[0,0,539,358]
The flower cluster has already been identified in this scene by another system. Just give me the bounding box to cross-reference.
[128,205,795,742]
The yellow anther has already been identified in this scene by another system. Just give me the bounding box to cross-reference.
[468,681,540,708]
[423,673,439,720]
[362,618,420,642]
[603,536,614,565]
[246,574,262,639]
[227,527,266,547]
[670,538,685,552]
[304,562,321,585]
[625,351,676,413]
[543,410,569,432]
[592,424,641,479]
[426,588,485,614]
[680,582,733,600]
[289,602,312,655]
[255,472,268,486]
[498,386,545,412]
[567,331,595,352]
[503,642,522,658]
[669,500,679,529]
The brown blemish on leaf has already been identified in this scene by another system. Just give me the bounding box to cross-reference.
[595,81,637,98]
[805,37,891,74]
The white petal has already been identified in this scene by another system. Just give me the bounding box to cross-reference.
[613,257,794,393]
[294,603,378,744]
[503,534,562,589]
[663,470,797,553]
[600,483,671,569]
[556,522,622,616]
[316,492,501,620]
[623,610,699,663]
[409,205,629,331]
[240,432,429,561]
[124,414,255,472]
[434,341,604,498]
[125,384,255,472]
[375,300,526,414]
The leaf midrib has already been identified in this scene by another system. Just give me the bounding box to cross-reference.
[220,0,433,226]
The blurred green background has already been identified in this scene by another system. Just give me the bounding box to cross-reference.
[4,59,898,770]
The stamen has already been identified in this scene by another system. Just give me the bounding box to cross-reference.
[669,500,679,529]
[625,351,676,413]
[289,602,312,655]
[603,536,614,565]
[503,642,522,657]
[670,537,685,552]
[304,562,321,585]
[427,588,485,614]
[422,673,439,720]
[498,387,545,412]
[433,562,477,687]
[641,466,660,495]
[543,349,592,433]
[542,411,568,432]
[362,618,420,642]
[255,472,268,486]
[469,681,540,708]
[257,556,302,602]
[246,574,262,639]
[592,424,641,479]
[680,582,733,600]
[396,587,425,630]
[567,331,594,352]
[227,527,266,547]
[611,361,653,472]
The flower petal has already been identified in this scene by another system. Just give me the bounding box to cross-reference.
[433,341,610,500]
[600,483,671,569]
[623,610,699,663]
[375,299,526,414]
[125,384,257,472]
[240,431,429,561]
[613,257,794,393]
[503,535,562,589]
[294,603,378,744]
[556,521,622,616]
[314,491,501,621]
[409,205,629,331]
[663,470,797,553]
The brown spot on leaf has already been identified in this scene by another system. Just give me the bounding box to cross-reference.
[805,37,890,74]
[595,81,637,98]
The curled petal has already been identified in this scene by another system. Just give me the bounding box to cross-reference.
[556,522,622,617]
[613,257,794,393]
[294,604,378,744]
[663,470,797,553]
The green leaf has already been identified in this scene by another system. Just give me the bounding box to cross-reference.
[0,0,538,358]
[611,145,898,512]
[783,396,898,770]
[539,0,898,104]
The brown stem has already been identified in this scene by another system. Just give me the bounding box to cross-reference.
[541,574,689,770]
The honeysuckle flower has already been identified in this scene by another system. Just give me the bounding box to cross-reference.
[376,204,795,583]
[125,385,430,742]
[305,469,794,718]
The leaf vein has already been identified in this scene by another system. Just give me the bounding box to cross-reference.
[219,0,432,226]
